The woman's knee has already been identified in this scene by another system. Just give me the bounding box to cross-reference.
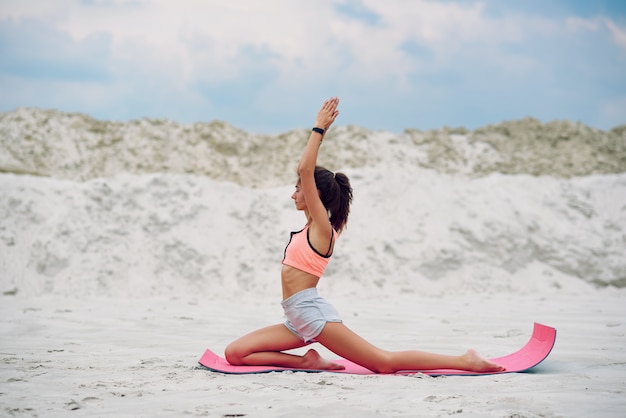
[224,341,245,365]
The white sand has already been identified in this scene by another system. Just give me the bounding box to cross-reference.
[1,111,626,416]
[1,291,625,417]
[2,169,625,417]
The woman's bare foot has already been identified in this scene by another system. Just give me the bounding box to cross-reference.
[462,349,506,372]
[303,349,345,370]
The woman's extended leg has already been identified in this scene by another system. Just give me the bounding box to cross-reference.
[225,324,345,370]
[316,322,505,374]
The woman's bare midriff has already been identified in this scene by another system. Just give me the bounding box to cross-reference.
[281,265,320,300]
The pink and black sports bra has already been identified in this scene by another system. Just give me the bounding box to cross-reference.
[282,225,337,277]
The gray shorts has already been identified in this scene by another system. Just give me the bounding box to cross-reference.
[281,288,342,343]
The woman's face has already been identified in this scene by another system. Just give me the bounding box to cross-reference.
[291,181,306,211]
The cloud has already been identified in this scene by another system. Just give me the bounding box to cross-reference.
[0,0,624,131]
[605,18,626,49]
[0,17,113,81]
[3,1,527,85]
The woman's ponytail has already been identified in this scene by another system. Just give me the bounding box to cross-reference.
[314,166,353,233]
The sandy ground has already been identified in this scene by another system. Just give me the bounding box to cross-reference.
[2,289,624,418]
[2,111,625,417]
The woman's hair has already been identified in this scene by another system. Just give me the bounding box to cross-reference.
[314,165,353,233]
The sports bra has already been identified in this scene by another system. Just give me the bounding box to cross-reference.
[282,224,337,277]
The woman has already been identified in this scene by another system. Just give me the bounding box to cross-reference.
[225,97,504,373]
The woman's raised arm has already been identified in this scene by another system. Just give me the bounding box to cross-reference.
[298,97,340,233]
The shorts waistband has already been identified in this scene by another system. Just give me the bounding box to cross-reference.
[281,287,319,308]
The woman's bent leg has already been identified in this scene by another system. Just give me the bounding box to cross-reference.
[225,324,345,370]
[316,322,504,373]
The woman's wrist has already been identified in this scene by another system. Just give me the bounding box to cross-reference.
[312,127,325,136]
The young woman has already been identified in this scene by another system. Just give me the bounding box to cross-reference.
[225,97,505,373]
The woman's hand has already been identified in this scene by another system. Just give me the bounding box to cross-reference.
[315,97,340,130]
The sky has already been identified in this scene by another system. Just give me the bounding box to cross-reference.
[0,0,625,133]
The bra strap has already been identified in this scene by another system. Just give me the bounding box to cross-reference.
[324,230,335,257]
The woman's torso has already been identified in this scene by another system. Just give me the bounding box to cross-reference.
[281,266,320,300]
[281,224,336,299]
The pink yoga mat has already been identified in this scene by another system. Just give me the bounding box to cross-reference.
[198,322,556,376]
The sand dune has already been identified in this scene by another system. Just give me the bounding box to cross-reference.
[1,109,625,417]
